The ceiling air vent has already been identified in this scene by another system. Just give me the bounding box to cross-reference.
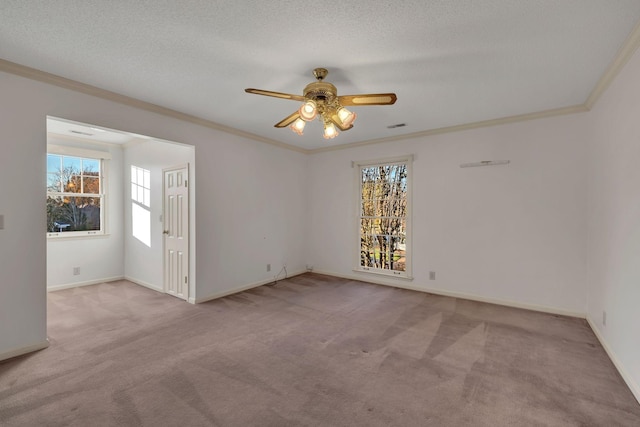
[70,130,94,136]
[387,123,406,129]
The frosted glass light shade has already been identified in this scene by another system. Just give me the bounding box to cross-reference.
[290,118,306,135]
[323,122,338,139]
[299,100,318,121]
[337,107,356,127]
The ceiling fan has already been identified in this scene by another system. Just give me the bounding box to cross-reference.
[245,68,397,139]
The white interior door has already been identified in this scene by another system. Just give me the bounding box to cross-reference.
[163,165,189,301]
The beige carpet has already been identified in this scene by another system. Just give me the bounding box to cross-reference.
[1,273,639,426]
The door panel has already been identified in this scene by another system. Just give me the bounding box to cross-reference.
[164,166,189,300]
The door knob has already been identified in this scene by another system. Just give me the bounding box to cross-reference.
[163,230,169,235]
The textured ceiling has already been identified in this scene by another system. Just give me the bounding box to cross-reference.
[2,1,640,150]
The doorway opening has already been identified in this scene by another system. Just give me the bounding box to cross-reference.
[46,116,196,301]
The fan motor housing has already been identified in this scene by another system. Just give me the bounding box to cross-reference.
[303,81,337,103]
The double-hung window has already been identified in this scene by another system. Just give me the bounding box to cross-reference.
[47,148,106,237]
[356,156,412,279]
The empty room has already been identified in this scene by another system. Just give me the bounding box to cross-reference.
[1,1,640,425]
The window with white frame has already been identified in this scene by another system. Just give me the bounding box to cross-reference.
[356,156,412,278]
[47,152,105,236]
[131,165,151,247]
[131,165,151,208]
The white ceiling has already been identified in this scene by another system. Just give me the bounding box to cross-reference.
[2,1,640,150]
[47,117,139,145]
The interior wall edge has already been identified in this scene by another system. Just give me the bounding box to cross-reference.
[47,276,125,292]
[0,59,306,154]
[584,18,640,108]
[312,270,587,319]
[193,269,308,304]
[0,56,615,157]
[586,316,640,405]
[307,104,589,154]
[124,276,163,293]
[0,340,50,363]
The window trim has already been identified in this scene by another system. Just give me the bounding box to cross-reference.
[47,145,109,238]
[353,155,413,280]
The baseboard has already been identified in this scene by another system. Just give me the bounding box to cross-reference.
[312,269,586,318]
[193,269,307,304]
[0,339,50,362]
[586,316,640,405]
[47,276,124,292]
[124,276,163,293]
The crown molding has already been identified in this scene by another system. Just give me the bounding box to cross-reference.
[585,19,640,109]
[0,58,308,154]
[3,13,640,157]
[308,104,588,154]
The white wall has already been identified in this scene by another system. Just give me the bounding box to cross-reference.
[308,114,589,315]
[123,139,195,292]
[46,136,124,290]
[0,81,48,358]
[586,44,640,400]
[194,131,308,301]
[0,70,308,359]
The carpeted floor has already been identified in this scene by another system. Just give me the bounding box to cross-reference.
[1,273,639,426]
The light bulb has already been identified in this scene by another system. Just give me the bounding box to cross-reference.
[299,100,317,121]
[337,107,356,127]
[290,118,305,135]
[323,122,338,139]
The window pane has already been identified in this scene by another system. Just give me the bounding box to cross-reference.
[47,196,101,232]
[144,188,150,207]
[63,174,81,193]
[390,236,406,272]
[360,234,376,267]
[378,218,392,234]
[47,155,61,174]
[83,159,99,174]
[131,166,138,184]
[360,218,375,236]
[143,170,150,188]
[47,173,61,192]
[63,156,81,171]
[361,197,375,217]
[83,176,99,194]
[366,236,381,269]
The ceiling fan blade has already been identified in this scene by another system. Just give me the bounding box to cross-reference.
[245,88,305,102]
[338,93,397,106]
[329,114,354,131]
[274,111,301,128]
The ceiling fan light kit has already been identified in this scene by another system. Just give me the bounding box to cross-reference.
[245,68,397,140]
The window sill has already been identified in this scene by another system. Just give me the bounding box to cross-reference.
[353,267,414,281]
[47,232,109,240]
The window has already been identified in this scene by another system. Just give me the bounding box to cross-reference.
[47,153,104,236]
[356,156,412,279]
[131,165,151,247]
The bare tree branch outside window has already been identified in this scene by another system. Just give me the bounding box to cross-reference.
[359,163,407,272]
[47,154,102,233]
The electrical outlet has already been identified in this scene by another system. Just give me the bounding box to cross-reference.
[429,271,436,280]
[603,310,607,326]
[267,264,271,272]
[73,267,80,276]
